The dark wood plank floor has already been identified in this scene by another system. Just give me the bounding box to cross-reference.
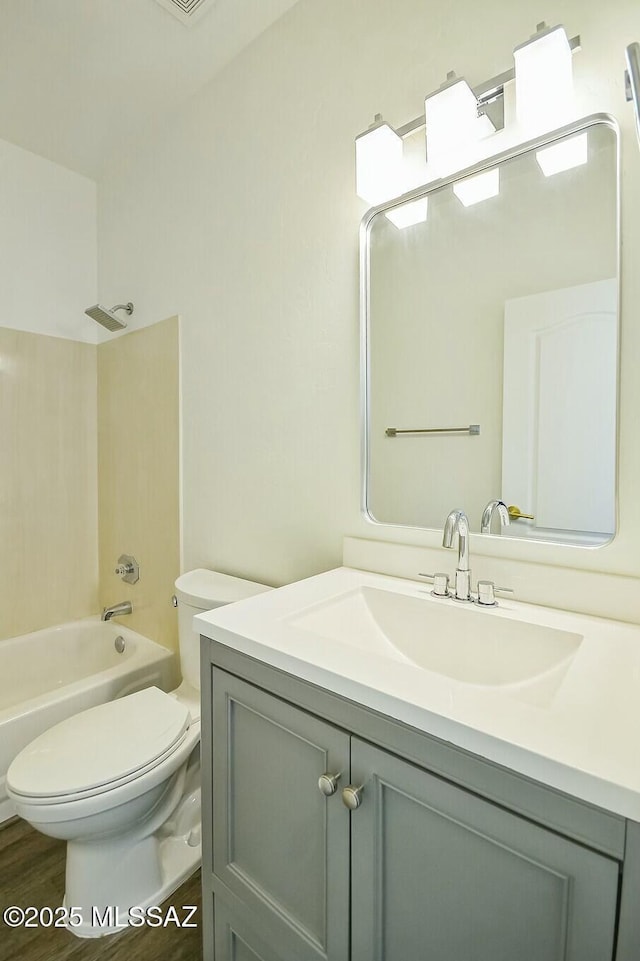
[0,818,202,960]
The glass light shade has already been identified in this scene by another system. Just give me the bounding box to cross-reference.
[385,197,429,229]
[452,169,500,207]
[514,26,573,133]
[356,123,404,205]
[536,132,588,176]
[425,79,479,176]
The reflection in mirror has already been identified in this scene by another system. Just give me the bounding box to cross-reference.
[363,117,618,546]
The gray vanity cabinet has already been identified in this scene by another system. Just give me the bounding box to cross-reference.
[209,669,350,961]
[203,655,625,961]
[350,738,618,961]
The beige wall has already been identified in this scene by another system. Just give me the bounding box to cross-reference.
[97,317,180,652]
[0,328,98,640]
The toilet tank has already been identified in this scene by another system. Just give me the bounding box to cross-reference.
[174,569,272,689]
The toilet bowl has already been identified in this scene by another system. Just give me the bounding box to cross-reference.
[6,569,271,938]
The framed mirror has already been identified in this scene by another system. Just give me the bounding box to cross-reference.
[361,115,619,546]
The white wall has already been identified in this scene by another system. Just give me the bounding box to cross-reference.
[98,0,640,589]
[0,137,97,342]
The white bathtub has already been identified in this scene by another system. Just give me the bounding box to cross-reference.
[0,617,179,823]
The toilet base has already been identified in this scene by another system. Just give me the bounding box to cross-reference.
[65,826,201,938]
[64,779,202,938]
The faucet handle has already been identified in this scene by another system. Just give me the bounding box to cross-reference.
[418,572,451,597]
[476,580,514,607]
[115,554,139,585]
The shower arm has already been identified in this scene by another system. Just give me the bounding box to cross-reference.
[111,303,134,315]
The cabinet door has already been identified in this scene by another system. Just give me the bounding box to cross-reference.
[214,896,287,961]
[211,670,350,961]
[350,739,619,961]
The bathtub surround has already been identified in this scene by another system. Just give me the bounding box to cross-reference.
[0,317,180,650]
[0,329,98,641]
[97,316,181,653]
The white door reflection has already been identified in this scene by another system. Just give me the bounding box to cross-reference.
[502,279,617,543]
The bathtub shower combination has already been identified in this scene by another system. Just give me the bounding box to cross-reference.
[0,617,178,824]
[3,570,270,938]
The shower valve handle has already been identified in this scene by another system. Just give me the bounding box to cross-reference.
[115,554,140,584]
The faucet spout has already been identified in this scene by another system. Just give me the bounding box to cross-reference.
[481,499,510,534]
[101,601,132,621]
[443,509,470,571]
[442,509,472,600]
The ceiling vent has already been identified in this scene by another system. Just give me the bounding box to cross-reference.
[154,0,217,26]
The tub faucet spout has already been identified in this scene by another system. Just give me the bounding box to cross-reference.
[101,601,132,621]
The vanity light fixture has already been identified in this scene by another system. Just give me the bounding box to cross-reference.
[536,132,588,177]
[424,75,481,177]
[453,168,500,206]
[355,23,579,224]
[514,24,574,134]
[355,117,404,206]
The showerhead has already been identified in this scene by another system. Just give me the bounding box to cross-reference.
[84,302,134,332]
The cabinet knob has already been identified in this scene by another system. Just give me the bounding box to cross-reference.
[341,785,364,810]
[318,772,342,796]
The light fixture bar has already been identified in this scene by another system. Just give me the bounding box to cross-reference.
[390,33,580,142]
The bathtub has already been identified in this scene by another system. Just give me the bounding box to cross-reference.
[0,617,179,823]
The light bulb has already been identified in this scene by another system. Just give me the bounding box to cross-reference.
[355,122,404,205]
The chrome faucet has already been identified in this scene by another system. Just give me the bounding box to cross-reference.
[101,601,132,621]
[442,509,472,601]
[480,499,510,534]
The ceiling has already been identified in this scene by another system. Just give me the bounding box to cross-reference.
[0,0,300,181]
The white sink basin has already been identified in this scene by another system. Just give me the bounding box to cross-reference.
[196,566,640,819]
[289,586,583,688]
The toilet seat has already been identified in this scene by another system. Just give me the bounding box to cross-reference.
[7,687,191,803]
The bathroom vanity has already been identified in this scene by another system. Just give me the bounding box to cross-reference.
[197,568,640,961]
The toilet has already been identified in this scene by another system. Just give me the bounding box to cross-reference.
[6,569,270,937]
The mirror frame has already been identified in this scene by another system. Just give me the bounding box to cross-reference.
[360,113,621,548]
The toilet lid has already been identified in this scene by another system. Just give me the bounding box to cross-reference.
[7,687,190,799]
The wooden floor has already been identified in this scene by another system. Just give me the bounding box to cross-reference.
[0,818,202,960]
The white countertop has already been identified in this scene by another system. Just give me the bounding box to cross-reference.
[196,566,640,821]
